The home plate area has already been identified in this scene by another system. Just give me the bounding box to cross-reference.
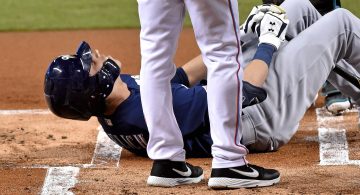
[0,108,359,194]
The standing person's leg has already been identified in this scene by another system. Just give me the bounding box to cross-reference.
[138,0,203,187]
[138,0,184,163]
[185,0,246,169]
[185,0,280,188]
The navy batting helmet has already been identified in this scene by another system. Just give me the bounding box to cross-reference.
[44,41,121,120]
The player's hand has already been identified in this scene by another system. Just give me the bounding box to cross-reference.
[90,49,122,76]
[240,4,286,43]
[94,49,122,68]
[242,4,286,34]
[255,11,289,50]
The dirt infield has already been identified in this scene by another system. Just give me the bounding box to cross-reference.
[0,29,359,194]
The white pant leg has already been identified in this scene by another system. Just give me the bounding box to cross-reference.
[138,0,186,161]
[185,0,247,168]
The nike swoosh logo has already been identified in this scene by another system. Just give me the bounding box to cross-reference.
[229,167,259,178]
[172,166,192,177]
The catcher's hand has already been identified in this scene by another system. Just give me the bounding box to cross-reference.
[255,11,289,50]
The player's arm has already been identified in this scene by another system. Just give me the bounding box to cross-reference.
[179,10,289,108]
[170,55,207,87]
[180,55,268,87]
[179,54,269,108]
[240,5,289,87]
[244,60,268,87]
[182,10,289,86]
[181,55,207,86]
[180,48,274,89]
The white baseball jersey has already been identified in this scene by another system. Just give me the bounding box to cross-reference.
[138,0,247,168]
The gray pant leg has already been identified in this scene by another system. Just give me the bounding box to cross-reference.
[242,9,360,152]
[327,60,360,104]
[241,0,321,151]
[288,0,358,101]
[282,0,322,39]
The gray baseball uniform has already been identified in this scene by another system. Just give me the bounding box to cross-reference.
[240,0,360,152]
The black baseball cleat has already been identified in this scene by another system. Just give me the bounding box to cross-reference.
[147,160,204,187]
[208,164,280,189]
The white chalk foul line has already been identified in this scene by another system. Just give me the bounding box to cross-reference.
[0,109,122,168]
[0,109,123,193]
[39,126,122,194]
[41,166,80,195]
[318,128,349,165]
[316,107,360,166]
[0,109,50,115]
[89,126,122,168]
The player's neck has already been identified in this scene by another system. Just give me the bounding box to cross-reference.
[104,79,130,115]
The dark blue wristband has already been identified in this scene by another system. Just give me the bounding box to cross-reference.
[253,43,276,66]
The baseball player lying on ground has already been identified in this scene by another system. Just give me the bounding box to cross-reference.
[44,41,267,157]
[44,0,360,157]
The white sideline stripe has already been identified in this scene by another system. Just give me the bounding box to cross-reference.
[0,109,122,168]
[0,109,50,115]
[316,108,360,166]
[90,126,122,168]
[39,127,121,194]
[318,128,349,165]
[21,164,117,169]
[26,127,122,169]
[41,166,80,195]
[1,109,122,193]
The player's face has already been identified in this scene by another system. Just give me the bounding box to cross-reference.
[89,50,122,76]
